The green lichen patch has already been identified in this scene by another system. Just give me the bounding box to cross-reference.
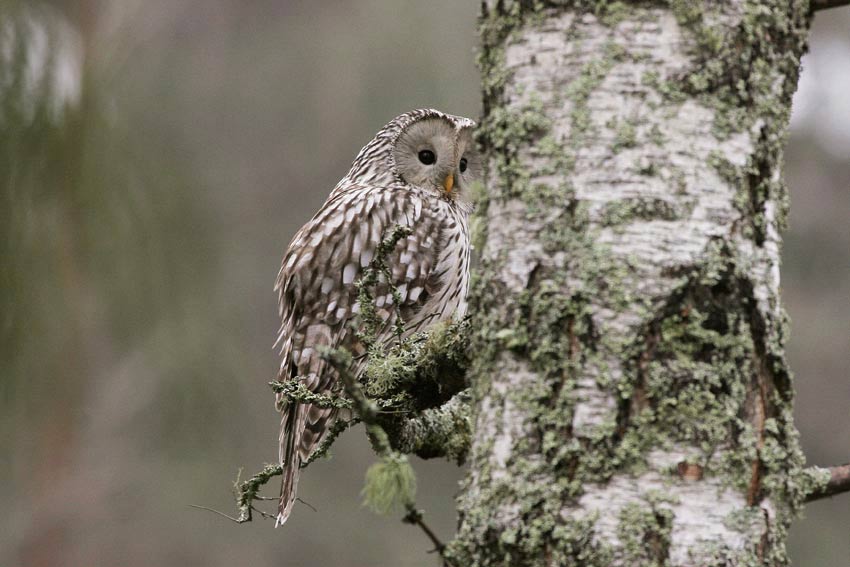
[454,126,647,567]
[618,244,758,476]
[454,203,638,565]
[667,0,811,240]
[392,391,472,463]
[533,134,577,178]
[616,492,676,566]
[607,115,639,153]
[469,179,489,252]
[462,236,805,564]
[617,240,804,564]
[450,484,616,567]
[566,42,626,144]
[599,197,684,227]
[356,318,473,463]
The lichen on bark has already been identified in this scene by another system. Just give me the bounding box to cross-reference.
[450,1,813,565]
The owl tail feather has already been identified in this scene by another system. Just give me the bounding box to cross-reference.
[276,404,304,527]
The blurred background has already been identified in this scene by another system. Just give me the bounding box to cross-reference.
[0,1,847,565]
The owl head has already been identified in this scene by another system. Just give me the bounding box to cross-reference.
[344,109,479,202]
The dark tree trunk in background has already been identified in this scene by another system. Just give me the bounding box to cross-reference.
[450,1,817,564]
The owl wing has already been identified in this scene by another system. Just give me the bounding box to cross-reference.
[275,184,443,394]
[274,183,441,524]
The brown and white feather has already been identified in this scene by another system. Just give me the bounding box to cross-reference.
[273,109,475,525]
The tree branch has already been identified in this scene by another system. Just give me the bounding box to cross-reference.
[811,0,850,11]
[403,507,450,559]
[324,347,456,567]
[301,417,360,467]
[804,463,850,503]
[269,380,353,409]
[235,463,283,522]
[229,225,470,565]
[231,314,469,528]
[385,390,472,463]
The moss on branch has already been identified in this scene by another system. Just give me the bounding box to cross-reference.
[234,463,284,523]
[326,345,457,566]
[268,380,353,409]
[387,390,473,464]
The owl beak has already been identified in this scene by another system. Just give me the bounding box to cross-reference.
[443,173,454,194]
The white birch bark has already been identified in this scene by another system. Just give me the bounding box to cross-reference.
[452,2,813,565]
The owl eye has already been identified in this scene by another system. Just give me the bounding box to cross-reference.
[418,149,436,165]
[459,157,468,173]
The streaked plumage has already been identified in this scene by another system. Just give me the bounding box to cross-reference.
[273,109,477,525]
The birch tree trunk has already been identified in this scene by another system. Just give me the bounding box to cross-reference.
[452,1,816,564]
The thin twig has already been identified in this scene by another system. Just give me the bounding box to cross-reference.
[323,347,390,455]
[804,462,850,502]
[296,497,318,513]
[324,348,455,567]
[226,223,466,566]
[269,380,353,409]
[403,505,456,567]
[252,506,278,521]
[301,417,360,467]
[189,504,247,524]
[235,463,283,522]
[191,502,279,523]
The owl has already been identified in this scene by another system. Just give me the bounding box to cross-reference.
[273,109,477,525]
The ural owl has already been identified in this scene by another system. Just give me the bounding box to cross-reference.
[273,109,477,525]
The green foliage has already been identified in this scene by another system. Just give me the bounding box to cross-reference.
[361,453,417,515]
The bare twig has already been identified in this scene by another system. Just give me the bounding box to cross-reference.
[323,347,391,455]
[234,463,283,522]
[403,506,453,564]
[190,504,246,523]
[191,502,277,523]
[323,347,455,567]
[301,417,360,467]
[811,0,850,11]
[804,463,850,503]
[296,497,318,513]
[252,506,279,521]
